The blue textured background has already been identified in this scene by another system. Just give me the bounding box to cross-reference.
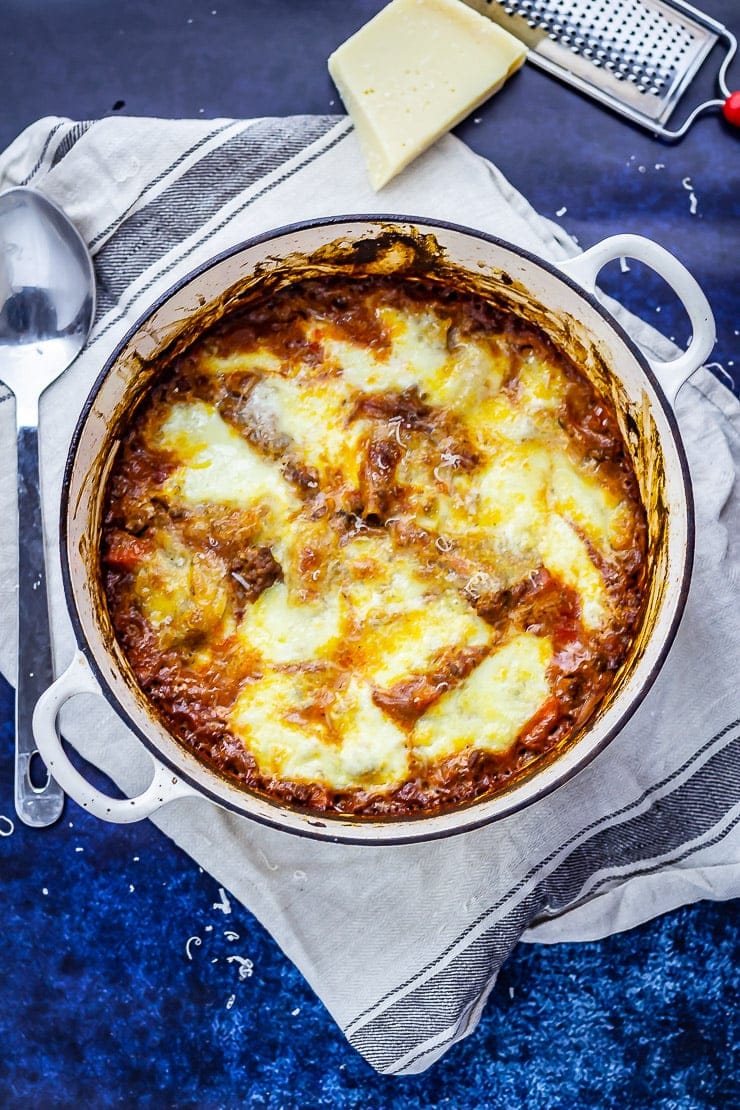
[1,1,739,1105]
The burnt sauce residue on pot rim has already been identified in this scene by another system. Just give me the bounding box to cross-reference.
[78,226,668,817]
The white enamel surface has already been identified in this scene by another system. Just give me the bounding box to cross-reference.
[558,233,715,404]
[33,652,199,822]
[62,220,692,842]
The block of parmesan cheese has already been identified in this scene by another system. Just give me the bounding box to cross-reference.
[328,0,526,190]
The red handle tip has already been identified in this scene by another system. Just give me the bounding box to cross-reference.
[722,91,740,127]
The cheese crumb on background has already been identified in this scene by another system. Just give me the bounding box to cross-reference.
[328,0,526,190]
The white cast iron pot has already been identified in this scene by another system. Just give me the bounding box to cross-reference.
[33,218,714,843]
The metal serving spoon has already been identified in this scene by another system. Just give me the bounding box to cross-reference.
[0,186,95,827]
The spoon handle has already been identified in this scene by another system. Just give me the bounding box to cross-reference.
[15,424,64,827]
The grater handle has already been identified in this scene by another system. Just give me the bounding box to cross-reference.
[558,234,715,405]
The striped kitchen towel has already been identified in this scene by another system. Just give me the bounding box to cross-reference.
[0,115,738,1074]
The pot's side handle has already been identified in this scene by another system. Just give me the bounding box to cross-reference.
[557,234,715,405]
[33,652,199,823]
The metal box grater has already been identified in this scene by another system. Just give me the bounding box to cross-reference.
[462,0,737,138]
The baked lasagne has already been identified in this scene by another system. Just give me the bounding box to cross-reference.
[102,274,647,816]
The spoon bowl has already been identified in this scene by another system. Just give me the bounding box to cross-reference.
[0,185,95,826]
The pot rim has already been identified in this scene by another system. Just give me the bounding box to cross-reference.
[59,214,696,844]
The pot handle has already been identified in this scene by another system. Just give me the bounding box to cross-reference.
[33,652,199,823]
[557,233,715,405]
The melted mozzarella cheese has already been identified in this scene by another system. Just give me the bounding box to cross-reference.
[319,306,449,395]
[469,446,612,626]
[229,672,408,790]
[317,306,504,416]
[539,514,608,629]
[550,456,631,551]
[245,374,367,489]
[516,355,568,413]
[230,671,342,786]
[339,536,490,685]
[476,446,551,558]
[238,580,343,664]
[330,679,409,784]
[363,591,490,688]
[156,401,300,545]
[441,336,507,416]
[199,347,284,378]
[395,448,475,537]
[341,535,428,618]
[134,529,229,648]
[470,392,540,447]
[412,632,553,761]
